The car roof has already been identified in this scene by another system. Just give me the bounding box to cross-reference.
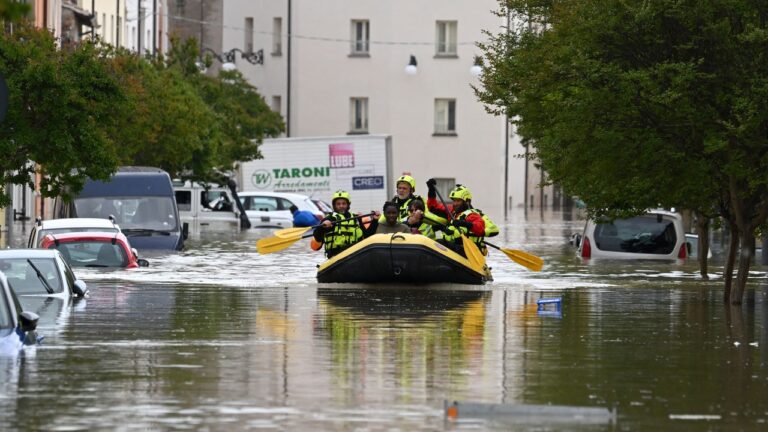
[0,249,60,259]
[38,218,118,229]
[238,191,312,200]
[40,231,129,244]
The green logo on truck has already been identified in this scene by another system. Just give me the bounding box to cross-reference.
[251,167,330,189]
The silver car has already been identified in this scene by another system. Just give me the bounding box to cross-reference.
[0,249,88,299]
[238,191,324,228]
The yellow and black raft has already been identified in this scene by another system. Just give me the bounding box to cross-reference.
[316,233,493,285]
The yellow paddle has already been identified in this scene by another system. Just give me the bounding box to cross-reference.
[273,212,375,239]
[485,241,544,272]
[257,232,315,254]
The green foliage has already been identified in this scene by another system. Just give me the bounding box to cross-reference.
[479,0,768,300]
[0,0,30,22]
[0,23,122,206]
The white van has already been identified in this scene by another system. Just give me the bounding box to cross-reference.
[173,182,241,232]
[572,210,689,260]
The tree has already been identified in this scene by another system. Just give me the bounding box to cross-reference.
[0,0,29,22]
[0,23,122,206]
[478,0,768,304]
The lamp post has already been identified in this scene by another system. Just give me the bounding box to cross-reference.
[404,55,418,75]
[201,47,264,71]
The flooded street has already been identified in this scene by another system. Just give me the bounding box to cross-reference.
[2,209,768,431]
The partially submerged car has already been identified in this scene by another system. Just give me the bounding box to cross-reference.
[0,249,88,299]
[40,232,149,269]
[0,273,39,355]
[238,191,324,228]
[27,217,120,248]
[571,210,688,260]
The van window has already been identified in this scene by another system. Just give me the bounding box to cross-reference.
[75,197,178,231]
[175,191,192,212]
[594,216,677,254]
[202,191,233,212]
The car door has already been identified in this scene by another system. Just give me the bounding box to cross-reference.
[241,195,293,228]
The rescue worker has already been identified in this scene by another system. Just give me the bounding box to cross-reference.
[376,202,410,234]
[426,180,486,257]
[386,175,422,220]
[403,199,435,239]
[312,190,378,258]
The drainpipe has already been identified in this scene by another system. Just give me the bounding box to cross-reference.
[286,0,292,136]
[116,0,120,47]
[152,0,157,54]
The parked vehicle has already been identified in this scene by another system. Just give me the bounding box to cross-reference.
[40,232,149,269]
[54,167,187,250]
[173,181,242,231]
[0,273,39,355]
[312,199,333,214]
[27,217,120,248]
[238,191,324,228]
[684,233,713,259]
[571,210,688,260]
[0,250,88,299]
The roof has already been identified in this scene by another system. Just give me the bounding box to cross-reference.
[0,249,60,259]
[38,218,118,230]
[238,191,312,200]
[41,232,129,245]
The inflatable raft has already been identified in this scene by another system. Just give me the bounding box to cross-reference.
[316,233,492,285]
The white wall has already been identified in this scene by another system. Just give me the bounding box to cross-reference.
[221,0,527,221]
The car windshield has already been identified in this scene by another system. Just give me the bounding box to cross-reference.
[49,241,128,268]
[75,197,178,231]
[37,227,119,247]
[594,215,677,255]
[313,199,332,213]
[0,258,63,294]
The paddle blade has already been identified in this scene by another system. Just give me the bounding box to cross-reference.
[273,226,312,239]
[462,235,486,271]
[256,234,304,254]
[502,248,544,272]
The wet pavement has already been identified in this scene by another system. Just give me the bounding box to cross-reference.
[1,208,767,431]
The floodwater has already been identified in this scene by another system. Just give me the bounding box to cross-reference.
[1,208,767,431]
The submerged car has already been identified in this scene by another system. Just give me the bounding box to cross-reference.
[238,191,324,228]
[0,249,88,299]
[572,210,688,260]
[40,232,149,269]
[0,273,39,355]
[27,217,120,248]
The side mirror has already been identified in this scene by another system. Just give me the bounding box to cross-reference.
[182,222,189,240]
[73,280,88,298]
[137,259,150,267]
[19,311,39,332]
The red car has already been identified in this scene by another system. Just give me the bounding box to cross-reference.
[40,232,149,269]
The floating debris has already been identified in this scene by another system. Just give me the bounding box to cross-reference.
[537,297,562,318]
[445,401,616,425]
[669,414,721,421]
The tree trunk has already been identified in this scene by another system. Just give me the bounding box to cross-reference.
[732,229,755,305]
[723,221,739,303]
[696,217,710,279]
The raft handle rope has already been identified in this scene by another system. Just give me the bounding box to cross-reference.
[389,233,407,277]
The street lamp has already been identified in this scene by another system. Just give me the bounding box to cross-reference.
[201,47,264,71]
[404,55,418,75]
[470,56,483,77]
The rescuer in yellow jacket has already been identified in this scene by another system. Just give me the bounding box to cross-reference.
[312,190,378,258]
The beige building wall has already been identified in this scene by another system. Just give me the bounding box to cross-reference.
[216,1,538,220]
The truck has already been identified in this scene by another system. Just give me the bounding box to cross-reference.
[237,135,393,213]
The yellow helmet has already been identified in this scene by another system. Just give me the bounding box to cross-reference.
[449,184,472,202]
[396,175,416,192]
[331,190,351,205]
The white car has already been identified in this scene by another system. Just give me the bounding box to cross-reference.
[572,210,689,260]
[27,218,120,248]
[238,192,324,228]
[173,181,242,231]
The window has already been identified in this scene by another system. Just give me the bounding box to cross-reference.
[273,17,283,55]
[435,21,457,56]
[434,99,456,134]
[349,97,369,133]
[111,15,115,44]
[102,13,106,37]
[244,17,254,53]
[350,19,369,55]
[175,191,192,212]
[272,95,282,114]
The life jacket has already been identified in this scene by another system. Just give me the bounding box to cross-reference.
[323,212,364,257]
[441,208,487,255]
[478,211,499,237]
[379,194,424,223]
[416,222,436,239]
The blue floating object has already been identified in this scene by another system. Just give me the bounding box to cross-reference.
[537,297,562,312]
